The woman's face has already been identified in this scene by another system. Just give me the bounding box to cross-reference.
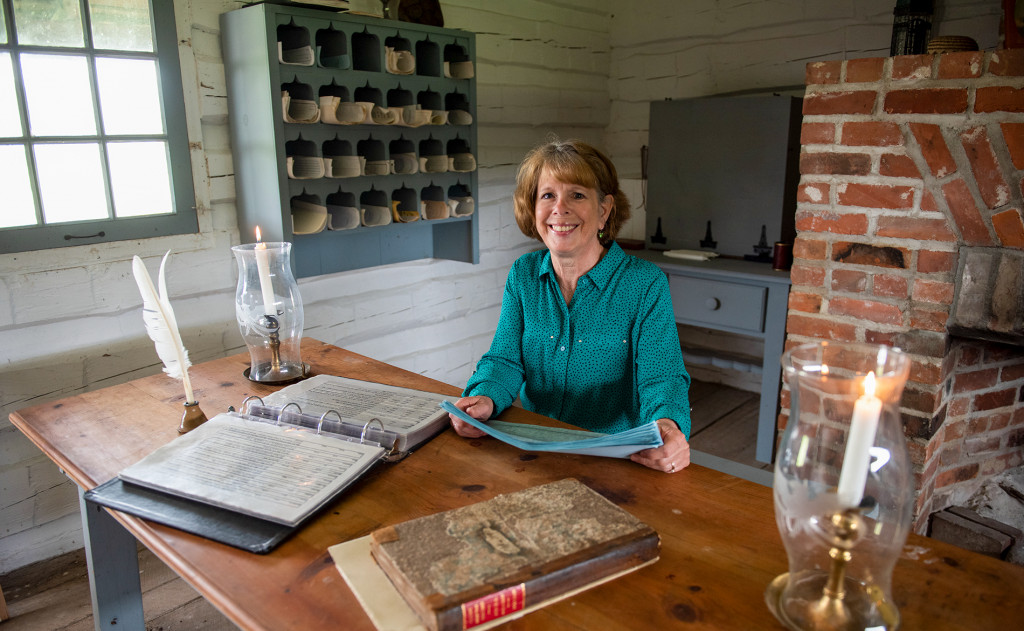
[534,167,612,259]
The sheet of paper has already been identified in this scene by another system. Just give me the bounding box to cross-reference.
[265,375,452,434]
[440,401,662,458]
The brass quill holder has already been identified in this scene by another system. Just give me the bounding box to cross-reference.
[180,401,208,434]
[767,341,912,631]
[231,238,308,384]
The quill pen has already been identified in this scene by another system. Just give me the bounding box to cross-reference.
[132,251,196,404]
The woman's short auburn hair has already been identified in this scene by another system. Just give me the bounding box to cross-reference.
[513,139,630,247]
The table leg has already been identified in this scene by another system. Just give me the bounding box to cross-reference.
[78,489,145,630]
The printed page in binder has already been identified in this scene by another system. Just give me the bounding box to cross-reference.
[261,374,455,454]
[118,412,385,526]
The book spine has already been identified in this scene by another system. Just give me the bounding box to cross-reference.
[432,531,660,631]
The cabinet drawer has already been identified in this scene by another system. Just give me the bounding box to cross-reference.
[669,275,767,333]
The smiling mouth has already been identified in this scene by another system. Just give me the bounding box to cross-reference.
[549,224,578,233]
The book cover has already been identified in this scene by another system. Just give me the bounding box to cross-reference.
[368,478,660,631]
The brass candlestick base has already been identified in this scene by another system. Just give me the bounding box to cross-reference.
[179,401,208,434]
[765,509,900,631]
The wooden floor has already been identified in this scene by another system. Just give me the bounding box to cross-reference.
[0,379,762,630]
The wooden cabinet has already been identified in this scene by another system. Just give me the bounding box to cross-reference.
[221,4,478,278]
[631,250,791,464]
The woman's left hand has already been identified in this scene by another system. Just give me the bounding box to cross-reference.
[630,418,690,473]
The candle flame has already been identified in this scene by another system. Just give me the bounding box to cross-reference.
[255,226,263,243]
[862,371,877,398]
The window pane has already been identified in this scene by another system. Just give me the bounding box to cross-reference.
[0,144,37,227]
[35,142,108,223]
[96,57,163,134]
[22,53,96,136]
[90,0,153,52]
[108,141,172,217]
[13,0,84,48]
[0,53,23,137]
[1,5,7,45]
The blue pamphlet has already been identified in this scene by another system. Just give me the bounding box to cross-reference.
[440,401,663,458]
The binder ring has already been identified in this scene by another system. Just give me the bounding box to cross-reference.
[317,410,342,435]
[241,395,265,414]
[279,401,302,425]
[360,418,384,444]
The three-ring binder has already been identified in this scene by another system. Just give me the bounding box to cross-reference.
[235,395,400,459]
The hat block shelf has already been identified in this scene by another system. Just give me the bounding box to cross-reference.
[221,3,478,278]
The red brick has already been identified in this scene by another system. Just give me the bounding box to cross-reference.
[910,306,950,332]
[796,210,869,235]
[910,356,945,384]
[937,51,984,79]
[785,313,858,341]
[990,411,1012,431]
[1001,363,1024,383]
[909,123,957,178]
[831,269,867,292]
[789,263,826,287]
[874,274,909,298]
[960,126,1012,209]
[974,388,1017,411]
[892,54,932,79]
[992,208,1024,248]
[943,178,993,246]
[838,183,915,210]
[803,90,877,115]
[913,279,955,304]
[793,237,827,260]
[876,216,956,241]
[921,189,939,212]
[845,57,884,83]
[953,368,999,393]
[935,463,980,489]
[884,88,968,114]
[806,60,842,85]
[834,242,909,269]
[917,250,957,274]
[829,296,902,325]
[798,182,830,204]
[801,122,835,145]
[799,152,872,175]
[879,153,921,178]
[975,86,1024,113]
[1001,123,1024,169]
[788,291,822,313]
[988,49,1024,76]
[841,121,903,146]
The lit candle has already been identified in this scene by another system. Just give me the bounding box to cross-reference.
[254,227,276,316]
[836,372,882,508]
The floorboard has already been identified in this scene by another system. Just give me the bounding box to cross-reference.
[0,380,764,629]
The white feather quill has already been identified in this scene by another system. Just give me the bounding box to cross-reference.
[132,251,196,404]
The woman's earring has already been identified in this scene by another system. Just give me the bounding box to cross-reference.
[598,226,605,239]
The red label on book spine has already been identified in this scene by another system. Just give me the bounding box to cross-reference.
[461,583,526,629]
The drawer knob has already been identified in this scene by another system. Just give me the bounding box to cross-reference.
[705,297,721,311]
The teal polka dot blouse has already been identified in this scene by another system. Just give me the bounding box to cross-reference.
[464,242,692,438]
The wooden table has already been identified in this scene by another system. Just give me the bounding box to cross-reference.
[9,339,1023,630]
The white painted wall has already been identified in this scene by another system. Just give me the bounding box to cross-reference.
[0,0,1003,573]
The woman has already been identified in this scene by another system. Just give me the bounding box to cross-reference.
[449,139,691,473]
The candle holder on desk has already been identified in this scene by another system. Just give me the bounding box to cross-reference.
[231,241,308,383]
[766,341,912,631]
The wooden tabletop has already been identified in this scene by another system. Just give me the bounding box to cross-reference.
[9,339,1024,630]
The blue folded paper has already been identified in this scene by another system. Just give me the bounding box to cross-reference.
[440,400,663,458]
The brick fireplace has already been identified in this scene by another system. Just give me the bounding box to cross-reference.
[786,49,1024,534]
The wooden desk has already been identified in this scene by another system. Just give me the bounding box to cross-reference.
[10,339,1023,630]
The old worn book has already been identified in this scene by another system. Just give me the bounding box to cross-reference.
[368,478,660,631]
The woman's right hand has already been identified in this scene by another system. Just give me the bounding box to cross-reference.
[448,395,495,438]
